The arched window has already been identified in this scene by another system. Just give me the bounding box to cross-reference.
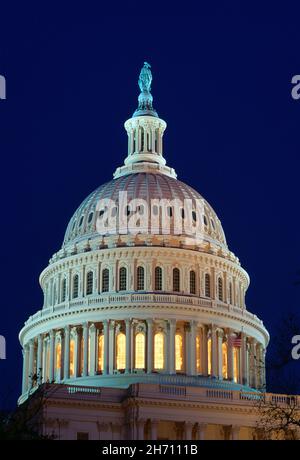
[229,282,233,304]
[155,266,162,291]
[196,335,201,373]
[116,333,126,370]
[61,278,67,302]
[222,342,228,379]
[233,347,239,383]
[207,338,212,375]
[55,342,61,371]
[69,338,75,377]
[175,334,183,371]
[137,266,145,291]
[173,268,180,292]
[119,267,127,291]
[73,274,79,299]
[102,268,109,293]
[205,273,211,297]
[135,333,145,369]
[218,277,223,301]
[86,271,93,295]
[97,334,104,372]
[154,332,165,370]
[190,270,196,294]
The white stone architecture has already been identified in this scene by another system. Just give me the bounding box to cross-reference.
[19,62,271,440]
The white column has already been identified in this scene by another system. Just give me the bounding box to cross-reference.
[82,322,89,377]
[22,345,29,393]
[125,319,132,374]
[249,339,257,388]
[103,320,109,375]
[89,323,96,376]
[63,325,70,380]
[108,321,115,374]
[185,422,193,440]
[150,419,159,440]
[147,319,153,373]
[231,425,240,440]
[211,326,218,378]
[137,419,145,440]
[217,330,223,379]
[227,330,234,381]
[188,321,196,376]
[28,339,35,387]
[241,332,248,386]
[197,423,206,440]
[49,330,55,382]
[36,334,43,384]
[168,319,176,374]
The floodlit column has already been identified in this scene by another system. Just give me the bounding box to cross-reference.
[63,325,70,380]
[168,319,176,374]
[231,425,240,440]
[197,423,207,440]
[241,332,248,386]
[82,323,89,377]
[103,320,109,375]
[125,319,132,374]
[249,339,257,388]
[185,421,194,440]
[261,347,266,389]
[201,326,208,376]
[147,319,153,373]
[28,339,35,387]
[150,419,159,440]
[108,321,115,374]
[188,321,196,376]
[36,334,43,384]
[211,326,218,378]
[137,419,145,440]
[217,330,223,379]
[22,344,29,393]
[227,330,234,381]
[49,330,55,382]
[89,323,96,376]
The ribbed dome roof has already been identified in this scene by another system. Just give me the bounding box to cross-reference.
[63,173,227,248]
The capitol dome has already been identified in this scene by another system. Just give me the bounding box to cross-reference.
[19,62,269,412]
[63,173,227,249]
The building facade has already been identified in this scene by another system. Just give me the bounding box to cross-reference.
[19,63,270,440]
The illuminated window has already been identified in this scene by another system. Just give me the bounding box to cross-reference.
[175,334,183,371]
[73,275,79,299]
[205,274,211,297]
[207,338,212,375]
[229,282,233,304]
[154,332,165,370]
[222,342,228,379]
[218,277,223,301]
[233,347,239,383]
[97,334,104,372]
[119,267,127,291]
[70,338,75,377]
[135,333,145,369]
[116,332,126,370]
[196,335,201,373]
[155,267,162,291]
[102,269,109,292]
[190,270,196,294]
[61,278,67,302]
[56,342,61,370]
[173,268,180,292]
[137,266,145,291]
[86,271,93,295]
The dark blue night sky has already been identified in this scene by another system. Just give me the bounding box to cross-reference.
[1,4,300,407]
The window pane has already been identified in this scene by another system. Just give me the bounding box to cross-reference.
[222,342,228,379]
[97,334,104,372]
[207,338,212,375]
[119,267,127,291]
[205,274,210,297]
[56,342,61,370]
[116,333,126,369]
[154,332,164,370]
[135,333,145,369]
[155,267,162,291]
[196,335,201,373]
[102,269,109,292]
[175,334,183,371]
[137,266,145,291]
[70,339,75,377]
[86,271,93,295]
[173,268,180,292]
[190,270,196,294]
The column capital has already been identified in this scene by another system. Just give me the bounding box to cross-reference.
[89,323,96,332]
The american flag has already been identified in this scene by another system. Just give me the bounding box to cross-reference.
[228,334,242,348]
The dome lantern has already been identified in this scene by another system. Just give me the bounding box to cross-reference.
[114,62,177,179]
